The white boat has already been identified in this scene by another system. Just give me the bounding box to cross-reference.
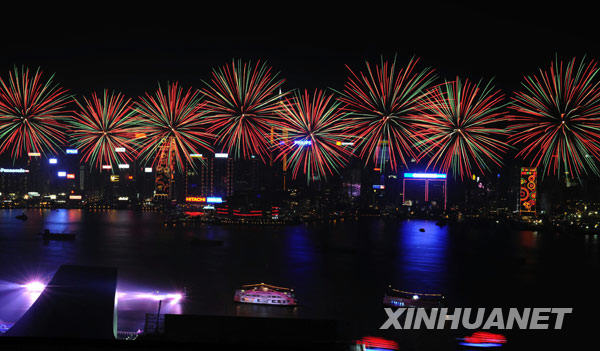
[233,283,297,306]
[383,286,445,308]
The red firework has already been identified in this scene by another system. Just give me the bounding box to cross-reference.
[274,89,353,182]
[0,66,70,159]
[134,82,214,171]
[509,56,600,178]
[337,56,437,171]
[200,59,285,161]
[415,77,509,179]
[69,90,139,170]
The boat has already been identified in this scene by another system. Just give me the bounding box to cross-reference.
[419,228,426,232]
[39,230,76,241]
[383,286,445,308]
[190,238,224,246]
[234,283,297,306]
[15,213,28,221]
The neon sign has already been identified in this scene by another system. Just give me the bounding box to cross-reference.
[293,140,312,146]
[403,173,447,179]
[520,167,537,214]
[0,168,29,173]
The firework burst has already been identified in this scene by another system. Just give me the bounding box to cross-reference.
[201,59,285,161]
[0,66,70,159]
[337,56,436,171]
[134,82,213,171]
[275,89,353,182]
[415,77,509,179]
[509,56,600,178]
[69,90,139,170]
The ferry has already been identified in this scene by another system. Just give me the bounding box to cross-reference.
[39,229,76,241]
[383,286,445,308]
[234,283,297,306]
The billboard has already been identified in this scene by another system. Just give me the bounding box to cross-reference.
[520,167,537,214]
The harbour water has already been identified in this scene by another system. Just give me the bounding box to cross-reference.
[0,209,598,346]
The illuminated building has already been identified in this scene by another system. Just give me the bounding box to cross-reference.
[519,167,537,214]
[0,167,29,196]
[402,172,447,210]
[154,139,175,201]
[187,154,234,199]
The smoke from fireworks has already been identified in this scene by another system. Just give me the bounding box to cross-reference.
[201,59,285,161]
[0,66,70,159]
[337,56,436,171]
[415,77,509,179]
[275,89,353,182]
[134,82,213,171]
[509,56,600,178]
[69,90,139,170]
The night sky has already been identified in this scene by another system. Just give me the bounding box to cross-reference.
[2,2,598,97]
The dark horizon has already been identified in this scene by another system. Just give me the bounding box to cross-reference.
[2,2,599,97]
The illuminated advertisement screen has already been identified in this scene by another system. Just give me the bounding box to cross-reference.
[520,167,537,213]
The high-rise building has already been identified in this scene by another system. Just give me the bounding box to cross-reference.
[186,154,233,198]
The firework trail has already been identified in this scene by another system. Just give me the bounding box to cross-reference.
[134,82,213,171]
[0,66,70,159]
[69,90,140,170]
[509,56,600,179]
[201,59,285,161]
[415,77,509,179]
[275,89,354,182]
[337,56,436,171]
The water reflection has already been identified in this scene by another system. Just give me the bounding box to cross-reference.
[1,209,598,336]
[43,209,82,233]
[396,219,449,293]
[234,303,299,318]
[519,231,538,249]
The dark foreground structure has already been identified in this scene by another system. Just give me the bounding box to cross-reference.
[5,265,117,339]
